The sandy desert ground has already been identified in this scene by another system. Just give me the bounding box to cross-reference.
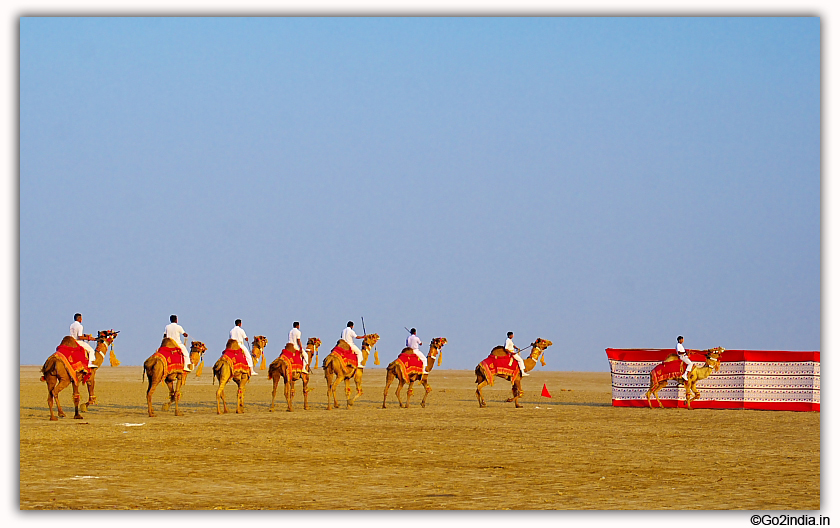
[19,364,820,510]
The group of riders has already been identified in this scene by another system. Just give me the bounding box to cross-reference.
[67,313,544,376]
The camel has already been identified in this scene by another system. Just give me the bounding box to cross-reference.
[268,337,322,412]
[323,334,380,410]
[251,335,268,371]
[143,339,207,417]
[212,339,258,414]
[79,329,120,412]
[382,337,447,409]
[41,336,91,421]
[645,347,725,409]
[475,338,553,408]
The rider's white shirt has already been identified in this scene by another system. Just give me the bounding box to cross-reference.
[70,321,84,340]
[341,327,357,345]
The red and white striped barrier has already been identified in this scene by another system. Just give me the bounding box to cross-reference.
[606,348,820,412]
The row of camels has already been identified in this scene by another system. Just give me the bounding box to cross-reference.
[40,331,725,420]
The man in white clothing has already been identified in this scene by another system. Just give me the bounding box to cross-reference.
[505,331,529,376]
[288,321,309,373]
[163,314,191,372]
[406,328,430,374]
[70,313,98,369]
[230,319,257,375]
[341,321,368,368]
[676,336,693,381]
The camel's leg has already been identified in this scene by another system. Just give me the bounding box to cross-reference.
[173,375,183,416]
[162,378,175,412]
[395,376,406,408]
[405,379,415,409]
[344,378,353,409]
[476,379,489,408]
[269,375,280,412]
[146,370,161,417]
[325,369,335,411]
[302,374,310,410]
[382,370,395,409]
[285,376,293,412]
[45,375,64,421]
[512,379,523,408]
[71,381,83,419]
[236,377,248,413]
[217,376,228,414]
[420,378,431,408]
[653,381,666,409]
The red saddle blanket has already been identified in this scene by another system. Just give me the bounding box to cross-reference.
[279,348,305,373]
[650,360,688,386]
[153,346,185,374]
[221,348,251,373]
[397,351,425,377]
[329,344,358,368]
[53,344,91,385]
[478,353,519,386]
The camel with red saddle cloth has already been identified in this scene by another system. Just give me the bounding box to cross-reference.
[268,337,321,412]
[212,338,260,414]
[143,339,207,417]
[41,333,117,421]
[79,329,120,412]
[645,347,725,409]
[382,337,447,409]
[475,338,553,408]
[323,333,380,410]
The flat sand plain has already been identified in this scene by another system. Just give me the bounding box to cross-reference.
[20,365,819,510]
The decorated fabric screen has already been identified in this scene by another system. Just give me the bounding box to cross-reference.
[606,349,820,412]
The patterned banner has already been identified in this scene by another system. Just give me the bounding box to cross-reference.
[606,349,820,412]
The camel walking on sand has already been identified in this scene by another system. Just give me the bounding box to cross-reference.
[268,337,321,412]
[382,337,447,409]
[212,339,258,414]
[645,347,725,409]
[475,338,553,408]
[41,336,89,421]
[143,339,207,417]
[323,334,380,410]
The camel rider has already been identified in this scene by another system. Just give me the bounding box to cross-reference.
[677,335,693,381]
[164,314,191,372]
[288,321,309,373]
[406,328,430,374]
[230,319,257,375]
[341,321,368,369]
[70,313,98,369]
[505,331,529,376]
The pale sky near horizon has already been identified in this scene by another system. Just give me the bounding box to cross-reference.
[19,16,820,371]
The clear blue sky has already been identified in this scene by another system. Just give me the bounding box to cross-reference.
[19,17,820,370]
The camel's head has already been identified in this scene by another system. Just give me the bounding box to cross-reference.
[706,347,725,371]
[252,335,267,349]
[430,337,447,350]
[530,338,553,357]
[362,333,380,349]
[97,329,119,345]
[307,337,322,351]
[190,340,207,362]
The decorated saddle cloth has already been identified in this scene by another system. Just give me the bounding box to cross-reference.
[478,352,519,386]
[279,345,305,374]
[153,346,185,374]
[650,358,693,386]
[329,341,358,368]
[221,348,251,373]
[52,341,91,385]
[396,349,425,378]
